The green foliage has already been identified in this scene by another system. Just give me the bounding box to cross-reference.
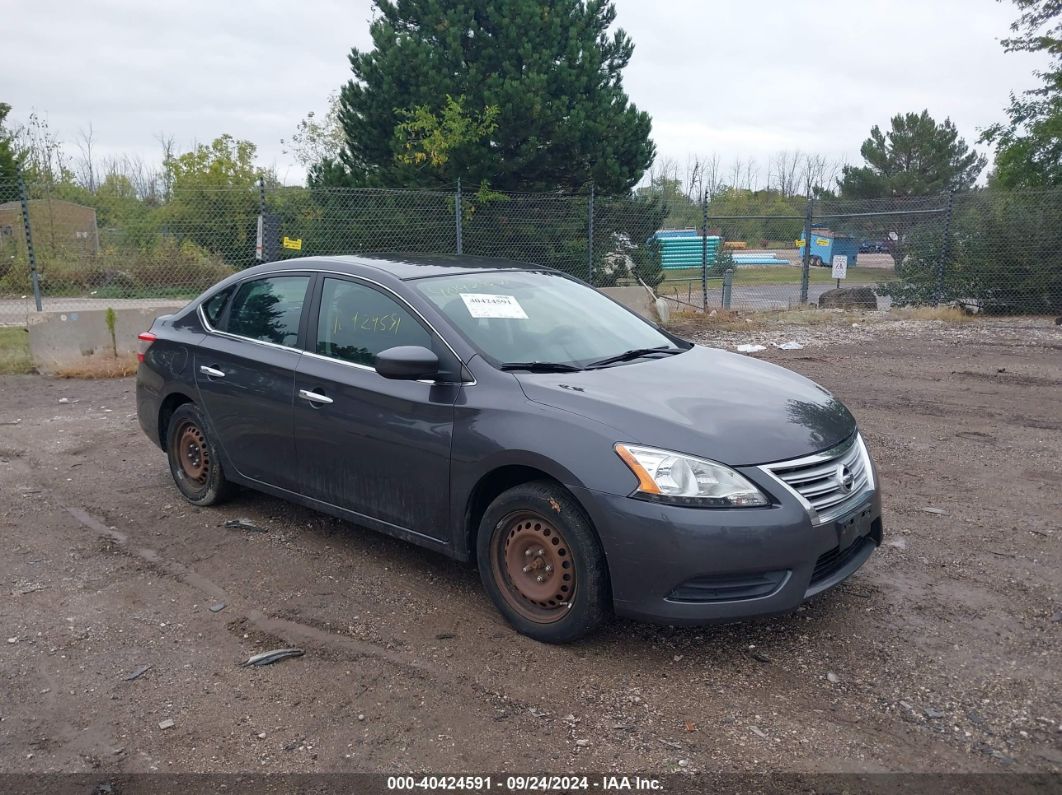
[324,0,655,193]
[981,1,1062,188]
[879,191,1062,314]
[162,135,266,267]
[283,92,345,170]
[708,188,805,245]
[12,111,73,189]
[0,103,21,202]
[395,95,499,175]
[839,111,986,198]
[104,307,117,357]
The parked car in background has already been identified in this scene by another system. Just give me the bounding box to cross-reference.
[860,240,889,253]
[136,254,882,643]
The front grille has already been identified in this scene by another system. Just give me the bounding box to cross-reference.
[761,434,872,523]
[810,538,871,585]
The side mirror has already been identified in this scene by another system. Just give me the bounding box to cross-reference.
[375,345,440,380]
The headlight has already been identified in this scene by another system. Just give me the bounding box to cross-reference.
[614,443,769,508]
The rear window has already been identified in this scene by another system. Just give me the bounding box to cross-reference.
[222,276,310,348]
[201,287,232,328]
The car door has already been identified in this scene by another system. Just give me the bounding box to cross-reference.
[293,275,459,541]
[195,273,312,493]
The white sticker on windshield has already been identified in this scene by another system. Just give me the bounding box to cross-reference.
[460,293,528,319]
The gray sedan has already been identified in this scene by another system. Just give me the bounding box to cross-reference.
[136,254,882,643]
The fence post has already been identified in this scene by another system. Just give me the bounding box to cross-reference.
[587,182,594,284]
[936,190,955,305]
[18,174,42,312]
[255,177,266,261]
[701,190,709,311]
[455,177,463,255]
[722,268,734,309]
[800,197,814,305]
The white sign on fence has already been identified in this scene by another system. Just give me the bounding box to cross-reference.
[831,254,849,280]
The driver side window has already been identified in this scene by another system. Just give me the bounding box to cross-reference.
[223,275,310,348]
[316,278,431,367]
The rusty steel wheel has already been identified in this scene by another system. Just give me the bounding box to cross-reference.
[490,512,576,624]
[166,403,233,506]
[175,419,210,485]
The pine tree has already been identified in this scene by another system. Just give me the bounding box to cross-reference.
[319,0,655,193]
[839,111,986,198]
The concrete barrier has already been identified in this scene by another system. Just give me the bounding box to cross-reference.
[25,287,667,374]
[27,303,186,374]
[598,286,661,323]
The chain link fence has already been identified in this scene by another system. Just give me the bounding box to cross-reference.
[1,177,1060,325]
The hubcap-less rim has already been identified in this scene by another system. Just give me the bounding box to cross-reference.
[175,421,209,485]
[491,512,575,624]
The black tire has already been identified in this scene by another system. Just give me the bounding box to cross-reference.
[165,403,234,506]
[477,480,610,643]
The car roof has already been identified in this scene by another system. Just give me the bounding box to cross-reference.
[260,253,547,281]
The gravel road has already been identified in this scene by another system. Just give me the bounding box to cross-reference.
[1,318,1059,779]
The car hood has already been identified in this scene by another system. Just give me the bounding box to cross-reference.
[514,345,855,466]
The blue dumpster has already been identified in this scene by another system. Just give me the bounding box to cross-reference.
[798,230,859,267]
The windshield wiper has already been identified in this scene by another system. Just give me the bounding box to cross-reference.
[499,361,584,373]
[586,346,684,369]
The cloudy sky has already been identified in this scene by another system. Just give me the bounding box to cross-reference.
[3,0,1051,186]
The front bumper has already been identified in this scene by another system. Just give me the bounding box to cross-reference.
[571,470,882,625]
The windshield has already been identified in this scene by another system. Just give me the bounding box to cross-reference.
[414,270,682,368]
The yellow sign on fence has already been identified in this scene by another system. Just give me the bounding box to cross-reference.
[282,236,303,251]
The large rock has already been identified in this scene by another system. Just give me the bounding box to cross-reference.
[818,286,877,310]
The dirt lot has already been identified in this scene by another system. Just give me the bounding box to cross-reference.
[1,318,1060,779]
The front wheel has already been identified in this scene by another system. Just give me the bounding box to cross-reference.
[477,481,610,643]
[166,403,234,506]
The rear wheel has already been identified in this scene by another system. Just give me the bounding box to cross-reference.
[166,403,233,506]
[477,481,610,643]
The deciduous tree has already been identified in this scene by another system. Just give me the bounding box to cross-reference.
[981,0,1062,188]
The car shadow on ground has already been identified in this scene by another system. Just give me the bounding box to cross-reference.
[210,486,879,662]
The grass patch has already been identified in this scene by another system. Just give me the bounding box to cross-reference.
[53,356,138,379]
[886,306,974,323]
[662,265,893,286]
[0,327,33,375]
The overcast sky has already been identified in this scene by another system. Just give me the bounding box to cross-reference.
[3,0,1052,186]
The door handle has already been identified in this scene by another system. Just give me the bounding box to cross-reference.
[199,365,226,378]
[298,389,333,405]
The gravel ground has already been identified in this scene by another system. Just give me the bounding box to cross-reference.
[0,317,1059,778]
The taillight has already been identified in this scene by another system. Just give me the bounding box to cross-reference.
[137,331,157,363]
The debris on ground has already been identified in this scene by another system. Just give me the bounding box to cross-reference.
[736,344,767,353]
[885,537,908,550]
[922,507,947,515]
[434,632,455,640]
[158,719,174,730]
[750,726,768,739]
[222,518,265,532]
[124,664,151,682]
[208,602,226,613]
[241,648,305,667]
[826,672,840,684]
[773,341,804,350]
